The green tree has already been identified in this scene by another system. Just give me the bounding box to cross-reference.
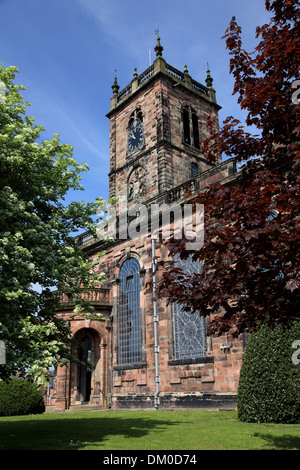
[0,65,106,384]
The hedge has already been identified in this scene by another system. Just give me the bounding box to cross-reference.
[237,321,300,423]
[0,378,45,417]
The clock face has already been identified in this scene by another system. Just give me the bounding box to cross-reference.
[127,118,144,156]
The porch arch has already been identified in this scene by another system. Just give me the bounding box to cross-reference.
[71,327,102,404]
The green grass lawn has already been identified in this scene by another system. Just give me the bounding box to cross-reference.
[0,409,299,451]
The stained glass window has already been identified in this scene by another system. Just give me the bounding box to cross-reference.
[118,258,142,364]
[172,254,206,359]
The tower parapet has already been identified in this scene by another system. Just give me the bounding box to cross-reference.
[109,37,220,114]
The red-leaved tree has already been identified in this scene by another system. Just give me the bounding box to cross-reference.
[157,0,300,337]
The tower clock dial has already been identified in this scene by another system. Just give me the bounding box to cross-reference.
[127,118,145,156]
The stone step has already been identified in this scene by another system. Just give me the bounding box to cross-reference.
[67,404,104,412]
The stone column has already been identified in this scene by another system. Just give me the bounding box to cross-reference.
[55,363,70,411]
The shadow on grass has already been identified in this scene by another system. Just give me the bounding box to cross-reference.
[253,433,300,450]
[0,413,180,450]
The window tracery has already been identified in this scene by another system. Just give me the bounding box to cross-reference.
[118,258,142,364]
[172,254,206,359]
[182,106,200,149]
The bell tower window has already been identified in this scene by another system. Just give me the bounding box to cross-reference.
[183,107,190,144]
[182,106,200,149]
[192,110,200,149]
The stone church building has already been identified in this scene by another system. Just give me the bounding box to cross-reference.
[52,36,246,411]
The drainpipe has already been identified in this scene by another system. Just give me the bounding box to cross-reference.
[151,234,160,409]
[108,313,113,408]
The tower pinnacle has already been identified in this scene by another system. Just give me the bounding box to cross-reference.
[154,29,163,57]
[112,70,120,95]
[205,65,213,88]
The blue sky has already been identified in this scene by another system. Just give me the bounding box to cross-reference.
[0,0,271,206]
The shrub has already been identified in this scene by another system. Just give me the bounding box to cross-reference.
[237,321,300,423]
[0,379,45,417]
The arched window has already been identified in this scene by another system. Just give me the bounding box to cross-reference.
[118,258,142,364]
[182,106,200,149]
[183,107,191,144]
[172,254,206,359]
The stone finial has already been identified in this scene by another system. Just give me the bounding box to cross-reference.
[183,64,191,87]
[133,67,138,79]
[205,65,213,88]
[154,29,163,57]
[112,70,120,95]
[205,64,217,103]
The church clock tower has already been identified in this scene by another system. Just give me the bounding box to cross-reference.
[106,34,221,207]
